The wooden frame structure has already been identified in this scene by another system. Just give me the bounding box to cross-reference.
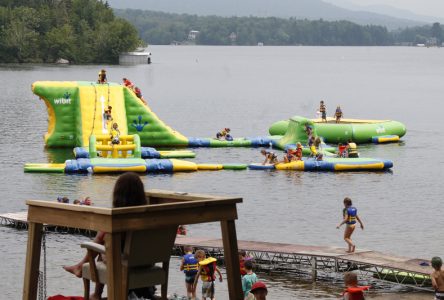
[22,189,243,300]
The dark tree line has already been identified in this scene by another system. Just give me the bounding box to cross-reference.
[115,9,393,46]
[0,0,142,63]
[116,9,444,47]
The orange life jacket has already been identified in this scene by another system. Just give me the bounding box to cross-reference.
[342,286,370,300]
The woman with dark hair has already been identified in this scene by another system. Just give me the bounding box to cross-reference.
[63,172,147,300]
[113,172,147,207]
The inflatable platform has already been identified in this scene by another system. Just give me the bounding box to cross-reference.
[249,157,393,172]
[26,80,395,174]
[269,117,406,144]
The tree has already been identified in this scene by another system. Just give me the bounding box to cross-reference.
[431,22,442,45]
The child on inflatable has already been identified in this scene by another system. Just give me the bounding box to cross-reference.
[97,69,107,84]
[283,148,296,163]
[319,100,327,122]
[216,128,232,141]
[110,123,120,145]
[342,272,369,300]
[295,142,303,161]
[260,149,278,165]
[122,77,134,89]
[103,105,112,122]
[309,137,323,160]
[431,256,444,300]
[335,105,343,123]
[134,86,147,105]
[338,143,348,158]
[347,139,359,158]
[193,249,223,300]
[180,245,199,300]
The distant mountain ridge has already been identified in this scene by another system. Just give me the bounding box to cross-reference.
[107,0,425,30]
[325,0,444,24]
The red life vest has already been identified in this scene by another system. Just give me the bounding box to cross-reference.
[239,258,246,275]
[342,286,370,300]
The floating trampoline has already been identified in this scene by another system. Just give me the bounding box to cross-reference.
[269,117,406,144]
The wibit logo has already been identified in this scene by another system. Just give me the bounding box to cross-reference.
[54,92,72,104]
[376,126,386,134]
[131,115,148,132]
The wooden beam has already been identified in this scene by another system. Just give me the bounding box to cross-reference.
[105,233,124,300]
[220,220,243,300]
[22,222,43,300]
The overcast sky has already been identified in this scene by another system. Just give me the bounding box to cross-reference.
[326,0,444,17]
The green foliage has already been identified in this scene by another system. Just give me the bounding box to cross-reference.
[115,9,393,46]
[393,23,444,45]
[0,0,141,63]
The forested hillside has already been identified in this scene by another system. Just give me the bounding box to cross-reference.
[0,0,141,63]
[116,10,393,46]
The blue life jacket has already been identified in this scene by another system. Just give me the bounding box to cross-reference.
[183,253,199,275]
[346,207,357,224]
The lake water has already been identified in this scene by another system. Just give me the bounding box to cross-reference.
[1,46,443,299]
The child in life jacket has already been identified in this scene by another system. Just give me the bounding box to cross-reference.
[180,246,199,300]
[338,143,348,158]
[431,256,444,300]
[97,69,107,84]
[319,100,327,122]
[122,77,134,89]
[335,105,343,123]
[104,106,113,121]
[110,123,120,145]
[337,197,364,253]
[193,250,222,300]
[342,272,369,300]
[295,142,303,161]
[260,149,278,165]
[216,128,232,141]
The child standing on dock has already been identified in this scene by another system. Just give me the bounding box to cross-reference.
[193,249,223,300]
[431,256,444,300]
[242,260,258,299]
[180,246,199,300]
[337,197,364,253]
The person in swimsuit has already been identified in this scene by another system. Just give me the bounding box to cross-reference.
[337,197,364,253]
[431,257,444,300]
[319,100,327,122]
[260,149,278,165]
[335,105,343,123]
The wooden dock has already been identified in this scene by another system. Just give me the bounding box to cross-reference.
[1,212,433,291]
[0,211,95,236]
[175,236,433,291]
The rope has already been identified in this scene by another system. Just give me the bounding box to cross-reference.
[38,229,47,300]
[89,83,98,138]
[107,82,111,108]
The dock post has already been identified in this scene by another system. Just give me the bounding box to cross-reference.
[221,220,243,300]
[23,222,43,300]
[311,256,317,281]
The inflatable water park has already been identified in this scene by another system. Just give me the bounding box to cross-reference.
[24,80,406,174]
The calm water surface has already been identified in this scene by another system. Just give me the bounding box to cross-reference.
[0,46,443,299]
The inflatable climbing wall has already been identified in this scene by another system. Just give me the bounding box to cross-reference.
[32,81,188,148]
